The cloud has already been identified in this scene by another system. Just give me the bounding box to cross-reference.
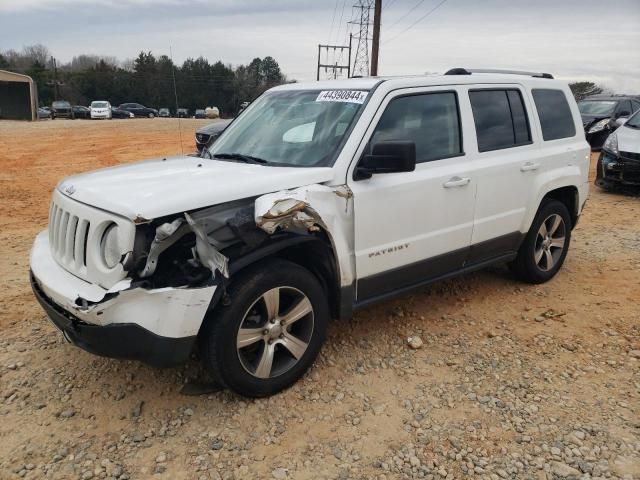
[1,0,638,92]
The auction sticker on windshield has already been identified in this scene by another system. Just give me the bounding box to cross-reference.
[316,90,368,104]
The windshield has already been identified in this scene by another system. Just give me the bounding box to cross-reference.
[578,100,616,116]
[52,101,70,108]
[207,89,368,167]
[625,110,640,129]
[91,102,108,108]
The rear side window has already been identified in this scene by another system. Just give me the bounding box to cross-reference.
[371,92,462,163]
[532,89,576,141]
[469,89,531,152]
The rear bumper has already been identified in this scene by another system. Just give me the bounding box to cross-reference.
[30,231,217,367]
[31,273,194,367]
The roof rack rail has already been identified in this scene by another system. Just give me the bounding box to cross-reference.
[445,68,554,79]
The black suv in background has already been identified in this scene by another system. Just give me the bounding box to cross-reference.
[51,100,73,119]
[578,95,640,149]
[118,103,159,118]
[195,118,232,152]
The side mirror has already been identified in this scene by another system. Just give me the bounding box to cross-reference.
[354,141,416,180]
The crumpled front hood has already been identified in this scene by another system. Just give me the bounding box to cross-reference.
[581,114,608,128]
[58,156,334,220]
[615,126,640,155]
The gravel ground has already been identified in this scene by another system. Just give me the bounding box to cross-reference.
[0,119,639,480]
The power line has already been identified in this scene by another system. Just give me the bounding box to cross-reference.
[385,0,426,31]
[382,0,398,10]
[384,0,450,44]
[334,0,349,45]
[327,0,340,44]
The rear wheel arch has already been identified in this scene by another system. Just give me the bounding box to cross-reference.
[540,186,579,229]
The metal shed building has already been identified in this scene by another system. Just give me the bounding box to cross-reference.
[0,70,38,121]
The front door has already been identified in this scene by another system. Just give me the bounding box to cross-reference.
[349,87,477,302]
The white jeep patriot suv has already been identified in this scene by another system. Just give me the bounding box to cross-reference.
[30,68,590,397]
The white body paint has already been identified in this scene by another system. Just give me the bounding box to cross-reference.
[30,73,590,348]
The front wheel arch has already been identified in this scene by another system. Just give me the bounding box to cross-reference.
[224,234,341,320]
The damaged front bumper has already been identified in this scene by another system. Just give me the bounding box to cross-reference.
[30,231,217,367]
[596,150,640,187]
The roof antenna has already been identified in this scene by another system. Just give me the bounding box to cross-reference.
[170,45,184,155]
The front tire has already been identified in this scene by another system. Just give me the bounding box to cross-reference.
[200,259,328,397]
[511,199,571,284]
[148,112,155,118]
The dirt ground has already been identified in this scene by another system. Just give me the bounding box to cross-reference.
[0,119,638,480]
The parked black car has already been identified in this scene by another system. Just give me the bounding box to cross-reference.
[194,109,206,119]
[118,103,159,118]
[51,100,74,119]
[72,105,91,119]
[195,118,233,152]
[177,108,189,118]
[579,95,640,149]
[111,107,133,119]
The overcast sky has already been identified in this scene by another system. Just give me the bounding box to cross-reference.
[1,0,639,92]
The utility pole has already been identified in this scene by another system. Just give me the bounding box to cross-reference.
[316,43,351,80]
[51,56,59,100]
[370,0,381,76]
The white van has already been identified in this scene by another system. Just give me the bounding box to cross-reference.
[90,100,112,119]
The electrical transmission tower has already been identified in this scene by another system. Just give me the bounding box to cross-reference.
[351,0,373,77]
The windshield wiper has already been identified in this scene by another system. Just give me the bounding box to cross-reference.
[211,152,268,164]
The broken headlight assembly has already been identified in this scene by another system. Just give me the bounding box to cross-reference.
[588,118,611,134]
[101,222,123,268]
[602,132,618,156]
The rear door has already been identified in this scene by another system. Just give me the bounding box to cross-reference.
[349,86,477,302]
[464,85,538,263]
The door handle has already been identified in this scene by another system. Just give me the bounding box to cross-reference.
[443,176,471,188]
[520,161,540,172]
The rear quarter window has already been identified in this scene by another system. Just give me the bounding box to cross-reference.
[532,89,576,141]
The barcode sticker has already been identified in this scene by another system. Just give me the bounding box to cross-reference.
[316,90,368,104]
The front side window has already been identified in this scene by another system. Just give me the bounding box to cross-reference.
[532,89,576,141]
[207,89,367,167]
[616,100,632,116]
[469,89,532,152]
[369,92,462,163]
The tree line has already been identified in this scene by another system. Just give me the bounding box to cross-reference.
[0,44,291,116]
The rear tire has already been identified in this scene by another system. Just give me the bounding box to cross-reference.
[511,199,571,284]
[200,259,328,397]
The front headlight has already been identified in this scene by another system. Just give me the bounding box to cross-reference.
[101,223,122,268]
[602,132,618,156]
[588,118,611,134]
